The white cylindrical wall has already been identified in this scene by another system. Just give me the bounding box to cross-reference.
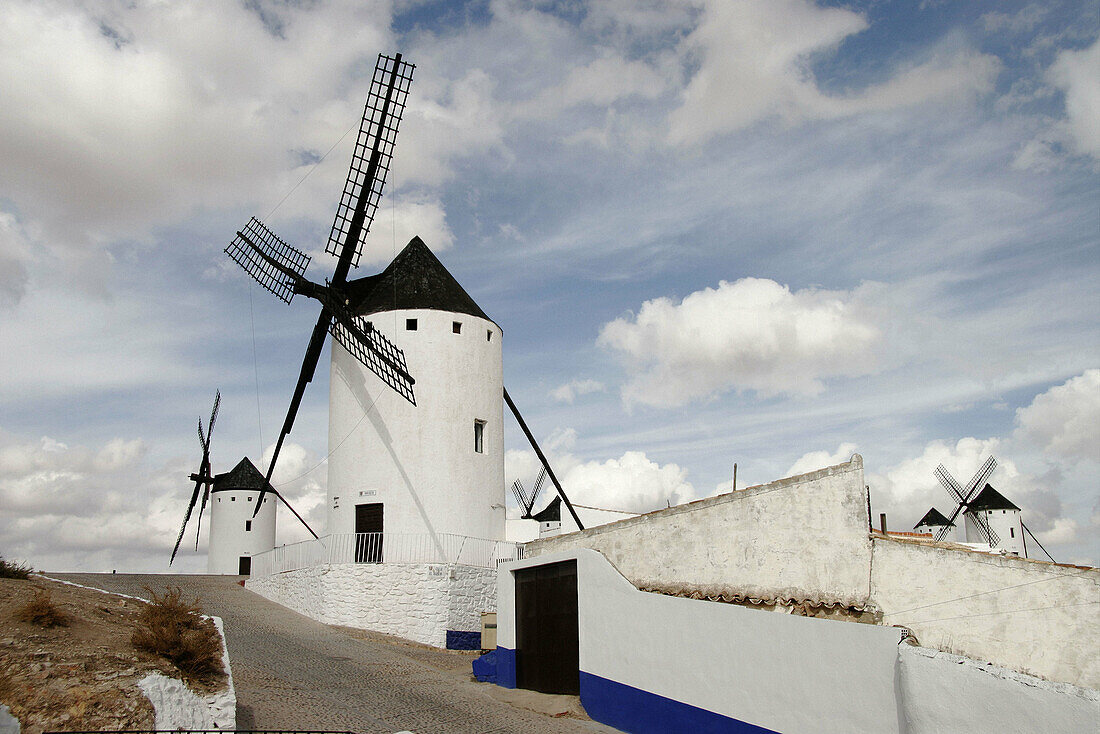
[207,489,277,574]
[327,308,505,542]
[967,509,1026,556]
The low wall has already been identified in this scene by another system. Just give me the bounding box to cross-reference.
[247,562,495,648]
[871,536,1100,689]
[494,549,1097,734]
[526,455,872,607]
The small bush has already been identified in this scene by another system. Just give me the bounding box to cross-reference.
[0,556,32,579]
[17,588,70,628]
[131,586,223,682]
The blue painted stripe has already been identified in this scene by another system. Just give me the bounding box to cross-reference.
[579,671,778,734]
[446,630,481,650]
[495,646,517,688]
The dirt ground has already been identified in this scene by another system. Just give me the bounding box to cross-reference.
[0,575,227,734]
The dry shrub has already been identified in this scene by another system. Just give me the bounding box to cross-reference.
[0,556,32,579]
[17,588,70,628]
[131,586,223,682]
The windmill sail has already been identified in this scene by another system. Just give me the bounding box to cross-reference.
[328,311,416,405]
[226,218,312,304]
[327,53,415,268]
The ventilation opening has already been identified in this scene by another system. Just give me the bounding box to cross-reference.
[406,318,417,330]
[245,520,252,532]
[487,329,493,341]
[453,321,462,334]
[474,420,486,453]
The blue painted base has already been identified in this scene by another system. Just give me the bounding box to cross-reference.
[495,646,517,688]
[472,650,497,683]
[446,630,481,650]
[579,671,777,734]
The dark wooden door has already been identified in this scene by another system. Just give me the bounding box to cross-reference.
[238,556,251,575]
[515,560,579,694]
[355,503,383,562]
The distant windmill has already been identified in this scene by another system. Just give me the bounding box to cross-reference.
[511,466,548,520]
[934,457,1000,546]
[224,53,418,536]
[170,390,219,565]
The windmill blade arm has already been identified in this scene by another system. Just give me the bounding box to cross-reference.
[328,308,416,405]
[531,466,548,507]
[510,480,530,516]
[935,464,965,502]
[964,456,997,499]
[226,218,312,304]
[171,476,205,566]
[971,511,1001,547]
[327,53,414,277]
[252,310,331,523]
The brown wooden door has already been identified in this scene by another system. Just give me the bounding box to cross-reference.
[355,503,383,562]
[515,560,579,694]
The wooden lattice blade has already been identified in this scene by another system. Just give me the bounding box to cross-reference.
[226,217,311,304]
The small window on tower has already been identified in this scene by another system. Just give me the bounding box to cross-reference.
[231,496,236,502]
[247,495,252,501]
[1010,527,1014,538]
[474,420,485,453]
[487,329,493,342]
[406,318,417,331]
[453,321,462,334]
[245,520,252,532]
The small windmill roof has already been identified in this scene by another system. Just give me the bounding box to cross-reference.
[914,507,954,528]
[212,457,272,492]
[966,484,1020,512]
[532,496,561,523]
[345,236,495,325]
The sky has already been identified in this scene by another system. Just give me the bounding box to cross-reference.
[0,0,1097,572]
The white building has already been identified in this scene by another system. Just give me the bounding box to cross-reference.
[963,484,1025,556]
[247,237,518,649]
[206,457,277,575]
[326,236,505,544]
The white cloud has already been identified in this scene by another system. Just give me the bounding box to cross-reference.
[668,0,999,145]
[506,429,694,517]
[786,442,859,477]
[550,379,605,404]
[262,440,327,542]
[1014,369,1100,464]
[598,277,881,408]
[0,212,32,308]
[1047,36,1100,160]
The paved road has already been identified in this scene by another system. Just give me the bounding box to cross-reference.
[54,574,614,734]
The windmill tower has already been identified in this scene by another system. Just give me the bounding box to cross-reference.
[206,458,277,575]
[327,238,505,542]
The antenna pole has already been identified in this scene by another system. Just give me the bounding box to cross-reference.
[732,462,737,492]
[503,387,584,530]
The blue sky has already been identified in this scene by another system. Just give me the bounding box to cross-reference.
[0,0,1097,572]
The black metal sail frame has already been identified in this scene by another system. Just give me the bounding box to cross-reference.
[171,390,220,566]
[224,54,417,535]
[934,458,1000,546]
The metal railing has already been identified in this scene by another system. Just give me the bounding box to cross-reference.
[250,532,523,577]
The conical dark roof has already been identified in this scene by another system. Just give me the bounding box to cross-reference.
[344,236,494,325]
[915,507,954,529]
[212,457,271,491]
[532,496,561,523]
[966,484,1019,512]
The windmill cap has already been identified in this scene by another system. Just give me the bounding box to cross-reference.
[344,236,498,327]
[914,507,954,528]
[966,484,1020,512]
[212,457,274,492]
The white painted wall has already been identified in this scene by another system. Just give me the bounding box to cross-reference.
[327,309,505,544]
[207,489,276,575]
[871,535,1100,689]
[497,549,1097,733]
[527,456,873,607]
[246,562,496,648]
[898,645,1098,733]
[499,548,906,734]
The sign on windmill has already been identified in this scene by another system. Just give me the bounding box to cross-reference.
[223,53,418,534]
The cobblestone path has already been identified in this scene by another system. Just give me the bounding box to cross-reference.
[54,574,615,734]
